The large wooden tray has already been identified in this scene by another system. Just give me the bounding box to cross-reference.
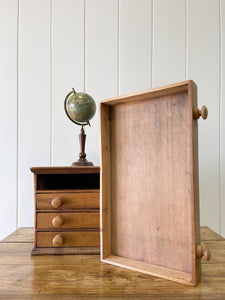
[100,80,208,286]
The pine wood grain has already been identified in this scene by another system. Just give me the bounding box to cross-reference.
[100,104,111,260]
[36,191,99,210]
[37,231,100,248]
[2,228,33,243]
[100,80,202,285]
[110,91,193,270]
[0,227,224,299]
[200,226,224,241]
[30,166,100,174]
[37,212,100,229]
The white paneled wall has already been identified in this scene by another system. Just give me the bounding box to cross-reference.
[152,0,186,87]
[187,0,221,234]
[0,0,224,239]
[18,0,52,229]
[119,0,152,94]
[221,0,225,235]
[0,0,18,240]
[85,0,118,161]
[52,0,85,166]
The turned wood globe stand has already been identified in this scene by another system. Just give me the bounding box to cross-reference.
[72,126,93,166]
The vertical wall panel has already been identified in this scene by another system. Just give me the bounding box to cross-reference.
[119,0,152,95]
[0,0,224,239]
[85,0,118,165]
[221,0,225,237]
[187,0,220,232]
[18,0,51,227]
[0,0,18,239]
[152,0,186,88]
[52,0,84,166]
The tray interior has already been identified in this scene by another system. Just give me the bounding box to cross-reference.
[100,82,199,285]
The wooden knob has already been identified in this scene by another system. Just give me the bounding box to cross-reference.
[52,234,64,247]
[193,105,208,120]
[196,244,211,261]
[51,197,63,208]
[52,215,64,228]
[203,248,211,261]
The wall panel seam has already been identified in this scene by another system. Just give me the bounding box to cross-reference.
[150,0,153,88]
[151,0,154,87]
[84,0,86,92]
[16,0,20,230]
[219,0,222,234]
[117,0,120,96]
[50,0,53,166]
[185,0,187,80]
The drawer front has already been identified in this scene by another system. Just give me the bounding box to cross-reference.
[37,212,100,229]
[37,231,100,247]
[36,192,99,210]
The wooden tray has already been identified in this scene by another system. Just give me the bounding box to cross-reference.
[100,80,209,286]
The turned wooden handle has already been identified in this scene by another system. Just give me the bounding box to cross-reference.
[52,234,64,247]
[196,244,211,261]
[193,105,208,120]
[51,197,63,208]
[52,215,64,228]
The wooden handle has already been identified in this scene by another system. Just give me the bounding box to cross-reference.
[52,215,64,228]
[196,244,211,261]
[193,105,208,120]
[52,234,64,247]
[51,197,63,208]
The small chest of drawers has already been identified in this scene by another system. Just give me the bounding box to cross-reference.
[30,166,100,255]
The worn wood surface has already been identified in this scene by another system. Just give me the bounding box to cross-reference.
[191,82,201,285]
[100,80,202,285]
[30,166,100,174]
[0,227,224,299]
[37,191,100,210]
[100,103,111,261]
[37,231,100,248]
[37,211,100,229]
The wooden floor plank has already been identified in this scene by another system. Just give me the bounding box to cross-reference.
[200,226,225,241]
[0,227,224,299]
[1,228,34,243]
[2,226,222,243]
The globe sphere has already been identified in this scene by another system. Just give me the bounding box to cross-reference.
[65,92,96,124]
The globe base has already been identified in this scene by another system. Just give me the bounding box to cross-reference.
[72,158,94,167]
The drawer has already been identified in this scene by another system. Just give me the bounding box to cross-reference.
[36,192,99,210]
[37,212,100,229]
[37,231,100,247]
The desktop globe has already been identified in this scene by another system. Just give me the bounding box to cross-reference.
[65,89,96,124]
[64,88,96,166]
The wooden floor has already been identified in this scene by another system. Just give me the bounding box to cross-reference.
[0,227,225,299]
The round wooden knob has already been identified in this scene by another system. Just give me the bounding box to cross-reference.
[203,248,211,261]
[51,197,63,208]
[52,215,64,228]
[196,244,211,261]
[193,105,208,120]
[52,234,64,247]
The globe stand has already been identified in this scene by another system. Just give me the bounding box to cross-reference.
[72,126,94,166]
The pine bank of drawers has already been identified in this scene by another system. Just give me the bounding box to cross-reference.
[30,167,100,255]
